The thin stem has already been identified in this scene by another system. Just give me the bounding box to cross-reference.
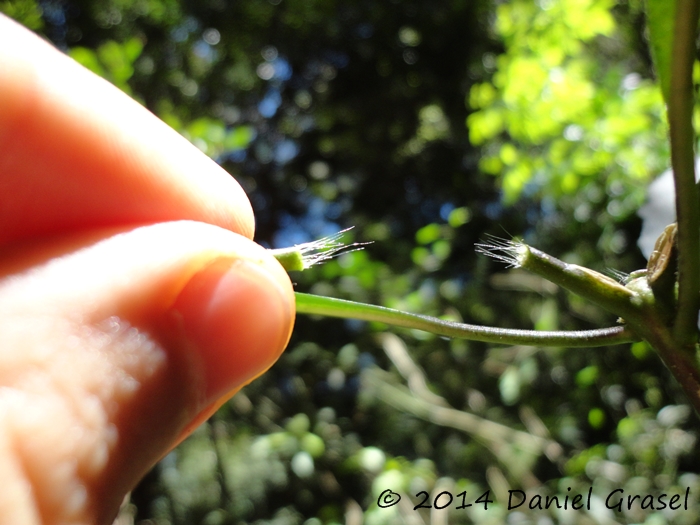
[670,0,700,344]
[477,238,643,321]
[295,292,639,347]
[362,367,562,469]
[632,312,700,414]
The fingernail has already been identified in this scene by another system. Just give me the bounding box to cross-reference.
[171,257,294,419]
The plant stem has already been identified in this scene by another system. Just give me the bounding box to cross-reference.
[476,238,646,321]
[294,292,639,347]
[669,0,700,344]
[362,367,561,471]
[632,313,700,413]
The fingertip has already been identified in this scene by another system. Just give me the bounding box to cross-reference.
[0,16,256,244]
[170,255,295,430]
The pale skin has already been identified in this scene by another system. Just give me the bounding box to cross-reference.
[0,15,295,525]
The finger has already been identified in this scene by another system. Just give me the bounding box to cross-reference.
[0,221,295,525]
[0,15,254,245]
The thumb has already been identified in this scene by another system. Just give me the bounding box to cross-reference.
[0,221,295,525]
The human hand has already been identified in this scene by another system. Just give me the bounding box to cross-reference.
[0,15,295,525]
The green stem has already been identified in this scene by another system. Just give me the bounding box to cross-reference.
[518,245,640,321]
[632,312,700,415]
[476,238,645,322]
[294,292,639,347]
[669,0,700,344]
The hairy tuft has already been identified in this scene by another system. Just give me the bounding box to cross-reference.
[475,235,528,268]
[295,228,372,269]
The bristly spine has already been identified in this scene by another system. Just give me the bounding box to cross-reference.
[271,228,372,271]
[606,268,630,284]
[298,228,372,268]
[475,235,528,268]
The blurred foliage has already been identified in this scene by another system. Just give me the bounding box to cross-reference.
[0,0,43,29]
[4,0,699,524]
[645,0,675,104]
[69,36,143,94]
[467,0,669,218]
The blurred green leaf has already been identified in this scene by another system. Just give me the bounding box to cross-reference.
[645,0,676,104]
[69,38,143,95]
[576,365,599,386]
[225,126,256,150]
[467,0,668,204]
[68,47,107,78]
[286,413,311,437]
[588,407,606,428]
[300,433,325,458]
[447,206,471,227]
[415,223,442,245]
[0,0,43,29]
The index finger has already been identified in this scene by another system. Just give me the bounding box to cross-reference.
[0,15,254,246]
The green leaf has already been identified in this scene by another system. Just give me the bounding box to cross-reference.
[69,38,143,95]
[415,223,441,245]
[225,126,256,150]
[575,365,599,386]
[300,433,325,458]
[0,0,44,30]
[645,0,677,103]
[68,47,107,78]
[96,38,143,89]
[447,207,471,227]
[588,407,606,428]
